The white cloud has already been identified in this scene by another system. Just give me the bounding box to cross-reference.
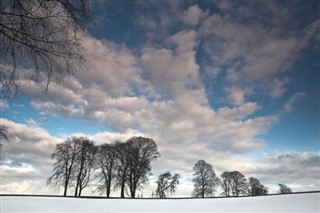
[284,92,306,113]
[182,5,207,26]
[270,78,290,98]
[171,30,197,52]
[217,102,261,120]
[0,118,62,194]
[141,30,201,99]
[199,2,319,104]
[14,31,279,158]
[0,118,62,167]
[241,152,320,192]
[225,86,253,106]
[80,37,144,97]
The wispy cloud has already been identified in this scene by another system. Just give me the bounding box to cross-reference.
[283,92,307,113]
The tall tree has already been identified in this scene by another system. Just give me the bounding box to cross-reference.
[278,183,292,194]
[126,136,160,198]
[155,172,180,198]
[47,137,80,196]
[221,171,248,197]
[192,160,219,198]
[220,171,232,197]
[73,137,96,197]
[95,142,119,198]
[0,0,90,98]
[115,141,131,198]
[248,177,268,196]
[230,171,248,196]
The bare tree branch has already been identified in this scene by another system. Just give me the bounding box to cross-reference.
[0,0,91,99]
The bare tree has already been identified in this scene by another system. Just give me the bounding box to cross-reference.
[47,137,80,196]
[73,137,96,197]
[126,136,160,198]
[95,142,119,198]
[0,125,8,149]
[0,0,91,98]
[155,172,180,198]
[220,171,232,197]
[115,141,131,198]
[248,177,268,196]
[192,160,219,198]
[221,171,248,197]
[278,183,292,194]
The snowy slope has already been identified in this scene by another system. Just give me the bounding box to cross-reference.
[1,193,319,212]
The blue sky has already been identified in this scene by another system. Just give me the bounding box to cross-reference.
[1,0,319,196]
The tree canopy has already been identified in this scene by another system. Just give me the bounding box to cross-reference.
[192,160,219,198]
[155,171,180,198]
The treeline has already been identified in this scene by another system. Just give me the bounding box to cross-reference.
[192,160,292,198]
[47,136,292,198]
[191,159,269,197]
[47,136,160,198]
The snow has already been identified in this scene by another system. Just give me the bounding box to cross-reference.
[1,193,319,212]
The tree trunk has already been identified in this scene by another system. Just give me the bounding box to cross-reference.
[120,180,125,198]
[131,181,136,198]
[202,185,205,198]
[63,180,68,196]
[131,190,135,198]
[106,183,110,198]
[63,164,69,196]
[106,173,111,198]
[74,181,79,196]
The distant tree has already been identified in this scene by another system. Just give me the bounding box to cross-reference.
[47,137,80,196]
[126,136,160,198]
[0,0,91,99]
[73,137,96,197]
[0,125,8,149]
[192,160,219,198]
[95,142,119,198]
[155,172,180,198]
[221,171,248,197]
[248,177,268,196]
[278,183,292,194]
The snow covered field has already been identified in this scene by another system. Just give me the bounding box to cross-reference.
[1,192,319,212]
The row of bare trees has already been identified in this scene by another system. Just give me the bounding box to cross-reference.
[47,138,292,198]
[47,136,160,198]
[192,160,291,198]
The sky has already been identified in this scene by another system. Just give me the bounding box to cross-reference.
[0,0,319,197]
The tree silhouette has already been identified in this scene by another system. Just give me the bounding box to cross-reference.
[126,136,160,198]
[155,171,180,198]
[95,142,119,198]
[278,183,292,194]
[248,177,268,196]
[73,137,96,197]
[192,160,219,198]
[47,137,80,196]
[0,0,91,98]
[114,141,131,198]
[221,171,248,197]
